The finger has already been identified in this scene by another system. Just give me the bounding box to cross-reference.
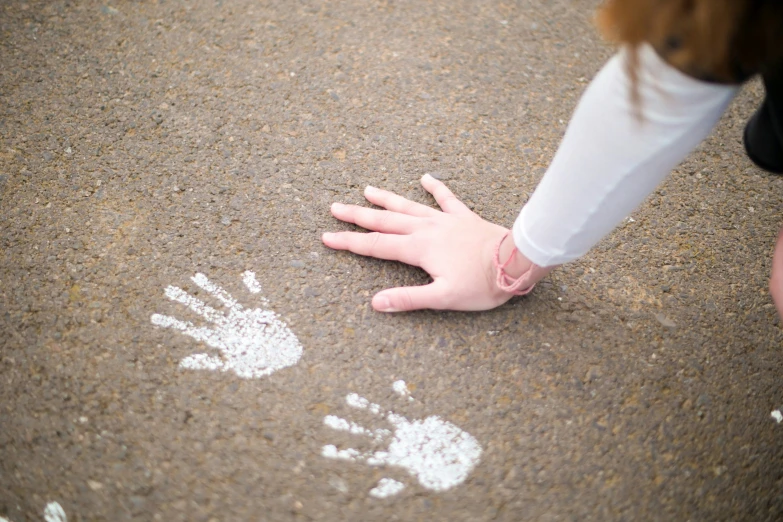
[346,393,383,415]
[151,313,193,331]
[421,173,472,215]
[369,478,406,498]
[163,285,227,326]
[152,314,225,350]
[331,202,418,235]
[324,404,391,443]
[321,231,420,266]
[385,412,408,429]
[366,451,390,467]
[241,270,263,294]
[191,273,239,310]
[321,445,365,461]
[179,353,225,371]
[324,415,374,436]
[372,280,449,312]
[363,185,439,217]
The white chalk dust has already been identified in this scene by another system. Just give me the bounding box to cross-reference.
[43,502,67,522]
[150,272,302,378]
[369,478,406,498]
[321,383,482,497]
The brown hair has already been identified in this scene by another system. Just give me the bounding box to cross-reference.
[597,0,783,83]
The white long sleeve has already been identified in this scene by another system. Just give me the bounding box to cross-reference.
[513,44,739,267]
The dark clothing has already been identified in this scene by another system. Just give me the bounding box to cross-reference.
[744,62,783,173]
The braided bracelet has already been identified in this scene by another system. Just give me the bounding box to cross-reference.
[493,231,536,296]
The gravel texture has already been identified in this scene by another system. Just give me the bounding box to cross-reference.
[2,0,783,520]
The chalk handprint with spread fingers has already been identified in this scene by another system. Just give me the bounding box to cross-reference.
[150,271,302,379]
[321,381,483,498]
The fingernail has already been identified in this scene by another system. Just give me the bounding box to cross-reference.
[322,232,335,240]
[374,295,394,312]
[422,173,433,181]
[365,185,378,194]
[331,202,344,210]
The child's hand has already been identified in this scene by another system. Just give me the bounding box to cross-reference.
[322,174,551,312]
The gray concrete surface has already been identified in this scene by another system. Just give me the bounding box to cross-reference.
[2,0,783,520]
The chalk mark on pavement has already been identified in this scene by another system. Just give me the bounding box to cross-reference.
[151,271,303,379]
[321,381,482,498]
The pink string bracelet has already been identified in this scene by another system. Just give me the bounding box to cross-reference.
[493,231,536,296]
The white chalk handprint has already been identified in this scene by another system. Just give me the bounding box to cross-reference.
[321,381,482,498]
[150,271,302,379]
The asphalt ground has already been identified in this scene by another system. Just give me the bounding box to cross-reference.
[2,0,783,520]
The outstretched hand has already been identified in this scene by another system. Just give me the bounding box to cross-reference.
[322,174,551,312]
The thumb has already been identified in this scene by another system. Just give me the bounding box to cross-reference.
[372,281,448,312]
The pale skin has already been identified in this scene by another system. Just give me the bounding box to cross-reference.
[769,226,783,321]
[324,173,783,319]
[322,173,554,312]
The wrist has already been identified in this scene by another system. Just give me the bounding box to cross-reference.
[497,231,532,279]
[494,231,556,295]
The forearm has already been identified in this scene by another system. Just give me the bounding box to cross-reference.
[513,44,739,267]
